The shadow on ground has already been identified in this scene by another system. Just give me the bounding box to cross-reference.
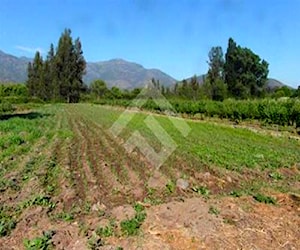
[0,112,51,121]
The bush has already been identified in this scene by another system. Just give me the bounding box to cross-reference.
[0,102,15,114]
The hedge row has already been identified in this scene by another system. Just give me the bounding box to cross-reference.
[93,98,300,128]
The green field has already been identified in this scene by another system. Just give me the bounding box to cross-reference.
[0,103,299,249]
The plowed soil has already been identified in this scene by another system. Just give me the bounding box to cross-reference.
[0,104,299,249]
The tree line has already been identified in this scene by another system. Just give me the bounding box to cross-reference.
[27,29,86,103]
[171,38,270,101]
[25,31,298,102]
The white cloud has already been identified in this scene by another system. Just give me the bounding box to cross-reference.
[15,45,44,54]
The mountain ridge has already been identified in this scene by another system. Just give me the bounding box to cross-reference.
[0,50,176,89]
[184,74,291,90]
[0,50,293,90]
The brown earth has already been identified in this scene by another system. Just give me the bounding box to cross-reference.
[0,106,299,249]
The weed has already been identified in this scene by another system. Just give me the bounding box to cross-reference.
[95,220,116,237]
[192,186,210,196]
[0,207,16,237]
[253,193,277,204]
[84,201,91,214]
[23,230,55,250]
[111,187,121,195]
[41,157,60,195]
[120,218,141,236]
[21,195,56,211]
[55,212,74,222]
[208,206,220,216]
[143,197,162,205]
[229,190,243,197]
[143,187,162,205]
[87,235,104,250]
[269,172,283,180]
[146,187,155,196]
[166,180,175,194]
[22,158,38,181]
[0,178,20,192]
[120,203,146,236]
[134,203,144,213]
[223,217,236,225]
[57,129,74,139]
[78,221,89,237]
[98,210,106,217]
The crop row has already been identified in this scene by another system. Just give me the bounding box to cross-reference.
[93,98,300,128]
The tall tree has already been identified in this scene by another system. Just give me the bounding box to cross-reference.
[207,46,227,100]
[224,38,238,97]
[224,38,269,99]
[27,29,86,103]
[26,62,34,96]
[27,51,44,99]
[69,38,86,102]
[207,46,224,82]
[45,43,58,100]
[190,75,199,100]
[55,29,74,102]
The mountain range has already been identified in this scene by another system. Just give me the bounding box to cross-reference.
[85,58,176,88]
[0,50,289,90]
[0,50,176,88]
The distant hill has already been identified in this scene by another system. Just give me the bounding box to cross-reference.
[266,78,286,90]
[0,50,30,83]
[0,50,292,90]
[85,59,176,88]
[0,50,176,88]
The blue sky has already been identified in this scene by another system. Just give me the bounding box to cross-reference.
[0,0,299,87]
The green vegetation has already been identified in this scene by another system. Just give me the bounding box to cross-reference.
[208,206,220,216]
[54,212,74,222]
[23,230,55,250]
[166,180,176,194]
[120,204,147,236]
[96,220,116,237]
[21,195,56,211]
[253,193,277,204]
[192,186,210,196]
[224,38,269,99]
[0,103,299,247]
[27,29,86,103]
[0,207,17,237]
[88,98,300,129]
[1,30,299,248]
